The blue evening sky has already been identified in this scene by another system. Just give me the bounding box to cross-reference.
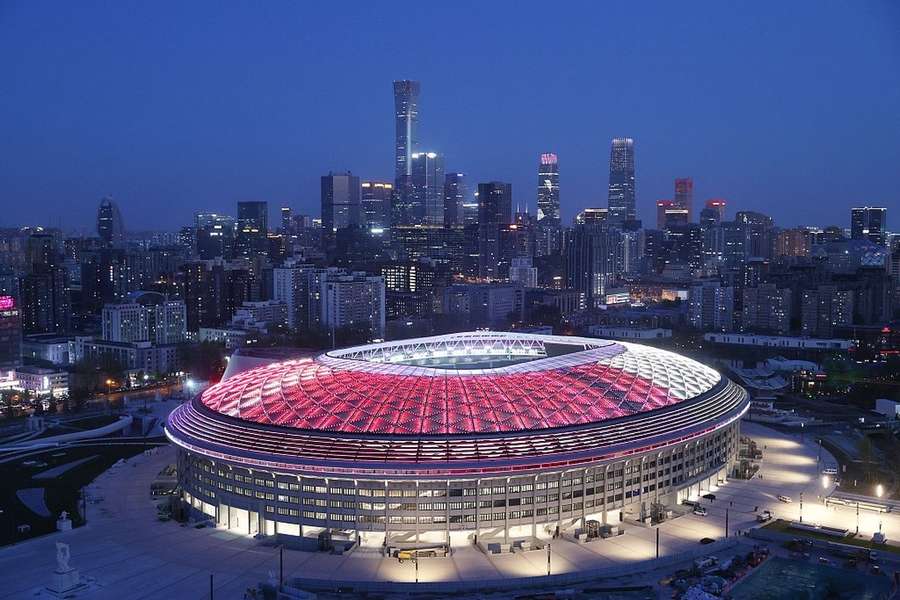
[1,1,898,233]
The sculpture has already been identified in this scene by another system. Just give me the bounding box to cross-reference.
[55,542,71,572]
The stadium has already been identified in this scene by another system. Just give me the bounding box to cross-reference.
[166,331,749,550]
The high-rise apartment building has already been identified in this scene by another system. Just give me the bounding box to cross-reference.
[607,138,636,224]
[273,260,317,332]
[742,284,792,335]
[536,153,560,226]
[688,280,735,332]
[235,201,268,256]
[320,271,386,341]
[801,286,854,338]
[443,173,467,227]
[673,178,694,221]
[410,152,444,225]
[851,207,887,246]
[774,227,812,258]
[477,182,513,279]
[101,291,187,345]
[97,197,125,246]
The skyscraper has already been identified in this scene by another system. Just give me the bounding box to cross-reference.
[321,172,361,248]
[673,178,694,221]
[566,224,625,305]
[393,80,420,225]
[280,207,292,234]
[97,197,124,246]
[410,151,445,225]
[700,199,727,228]
[0,294,22,372]
[361,181,393,230]
[393,80,420,182]
[851,207,887,245]
[536,153,560,226]
[443,173,467,227]
[195,213,235,260]
[477,182,512,279]
[656,200,674,230]
[607,138,635,224]
[236,201,268,256]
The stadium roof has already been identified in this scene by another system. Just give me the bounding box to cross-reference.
[198,332,721,436]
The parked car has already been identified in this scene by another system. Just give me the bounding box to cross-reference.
[702,493,716,501]
[777,495,793,503]
[756,510,773,522]
[693,506,708,516]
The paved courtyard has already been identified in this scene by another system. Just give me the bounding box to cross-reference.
[0,421,891,599]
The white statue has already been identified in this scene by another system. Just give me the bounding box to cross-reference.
[55,542,71,572]
[59,511,68,521]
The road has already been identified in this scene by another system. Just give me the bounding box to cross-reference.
[0,419,894,599]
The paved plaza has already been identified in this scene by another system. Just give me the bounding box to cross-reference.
[0,421,892,599]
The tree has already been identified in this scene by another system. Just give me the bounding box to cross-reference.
[180,341,227,382]
[857,435,875,483]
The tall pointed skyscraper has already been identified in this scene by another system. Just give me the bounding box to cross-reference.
[607,138,635,225]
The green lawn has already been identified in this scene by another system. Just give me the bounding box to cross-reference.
[764,519,900,554]
[0,444,150,546]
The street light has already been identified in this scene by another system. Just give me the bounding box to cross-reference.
[105,379,114,412]
[876,484,884,498]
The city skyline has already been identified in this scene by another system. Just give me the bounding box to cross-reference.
[2,2,899,232]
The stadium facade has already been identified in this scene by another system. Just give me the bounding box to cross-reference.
[166,332,748,547]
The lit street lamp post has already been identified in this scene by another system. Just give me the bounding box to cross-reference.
[105,379,115,412]
[799,491,804,524]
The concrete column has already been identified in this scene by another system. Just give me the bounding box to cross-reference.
[504,477,510,543]
[602,465,609,525]
[581,467,588,529]
[556,472,562,536]
[353,479,359,544]
[415,481,420,545]
[475,478,480,543]
[383,480,389,547]
[446,480,450,547]
[531,475,537,538]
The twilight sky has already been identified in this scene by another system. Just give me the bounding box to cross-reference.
[1,1,898,234]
